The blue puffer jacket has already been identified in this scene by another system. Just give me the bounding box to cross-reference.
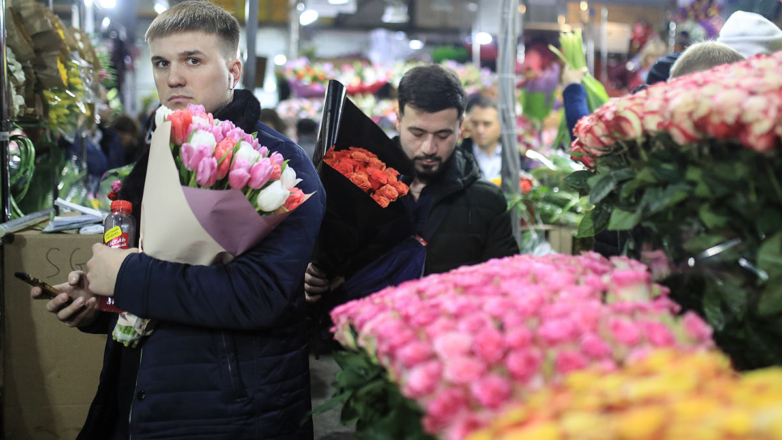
[77,94,325,439]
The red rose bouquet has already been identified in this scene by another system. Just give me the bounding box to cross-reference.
[324,146,409,207]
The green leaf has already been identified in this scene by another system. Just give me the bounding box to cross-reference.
[593,202,613,234]
[649,163,681,183]
[608,208,641,231]
[611,168,636,182]
[702,287,726,331]
[589,174,618,205]
[564,170,595,191]
[699,204,729,229]
[757,276,782,317]
[758,233,782,279]
[576,210,595,238]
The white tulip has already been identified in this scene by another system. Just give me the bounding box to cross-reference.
[280,166,302,190]
[256,181,290,212]
[155,106,174,127]
[235,142,261,165]
[189,130,217,154]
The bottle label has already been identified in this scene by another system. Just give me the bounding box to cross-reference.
[104,226,129,249]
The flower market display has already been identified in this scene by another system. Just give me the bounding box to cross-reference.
[567,52,782,369]
[327,252,714,439]
[467,349,782,440]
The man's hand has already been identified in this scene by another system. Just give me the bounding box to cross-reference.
[304,263,330,303]
[31,271,100,328]
[86,243,138,296]
[562,66,588,87]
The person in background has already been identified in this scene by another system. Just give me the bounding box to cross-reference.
[717,10,782,59]
[459,95,503,182]
[305,64,519,301]
[31,1,325,438]
[110,115,142,164]
[296,118,318,159]
[669,41,745,78]
[260,108,288,136]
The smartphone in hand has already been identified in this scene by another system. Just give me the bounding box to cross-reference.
[15,272,63,299]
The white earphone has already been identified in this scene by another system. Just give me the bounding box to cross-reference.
[229,75,235,90]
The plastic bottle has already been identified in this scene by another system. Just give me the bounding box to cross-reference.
[100,200,136,312]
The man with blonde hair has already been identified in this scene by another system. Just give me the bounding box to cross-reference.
[670,41,745,78]
[30,1,325,438]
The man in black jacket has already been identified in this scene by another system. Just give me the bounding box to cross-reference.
[30,2,325,439]
[305,64,518,299]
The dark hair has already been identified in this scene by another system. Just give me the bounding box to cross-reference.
[398,64,466,118]
[296,118,318,136]
[111,114,140,137]
[145,0,241,58]
[260,108,288,134]
[465,94,497,114]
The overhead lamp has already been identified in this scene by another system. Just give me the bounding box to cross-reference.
[328,0,349,4]
[154,1,168,14]
[101,17,111,28]
[274,54,288,66]
[98,0,116,9]
[476,32,493,45]
[409,39,424,50]
[382,4,409,23]
[299,9,319,26]
[580,1,588,11]
[84,0,93,6]
[296,3,305,12]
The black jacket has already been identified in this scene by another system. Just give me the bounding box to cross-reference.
[77,90,324,439]
[415,149,519,275]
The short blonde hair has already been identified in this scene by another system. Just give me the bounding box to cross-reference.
[670,41,745,78]
[145,0,240,58]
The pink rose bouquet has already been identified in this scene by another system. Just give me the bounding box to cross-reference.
[329,253,714,439]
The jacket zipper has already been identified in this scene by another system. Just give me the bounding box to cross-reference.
[128,346,144,440]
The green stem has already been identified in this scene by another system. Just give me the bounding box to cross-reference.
[766,161,782,204]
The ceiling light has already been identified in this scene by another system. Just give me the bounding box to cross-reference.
[84,0,93,6]
[101,17,111,28]
[98,0,116,9]
[328,0,349,4]
[476,32,493,45]
[274,54,288,66]
[296,3,305,12]
[154,2,167,14]
[409,39,424,50]
[580,1,588,11]
[518,4,526,14]
[300,9,319,26]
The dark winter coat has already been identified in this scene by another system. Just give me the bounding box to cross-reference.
[77,90,325,439]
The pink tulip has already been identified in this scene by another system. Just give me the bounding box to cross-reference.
[195,157,217,187]
[228,168,251,189]
[248,158,274,189]
[270,164,282,181]
[225,127,245,142]
[231,158,252,173]
[186,103,206,115]
[270,151,285,167]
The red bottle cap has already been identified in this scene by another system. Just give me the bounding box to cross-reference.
[111,200,133,212]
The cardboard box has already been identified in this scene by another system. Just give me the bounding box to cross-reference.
[3,229,105,439]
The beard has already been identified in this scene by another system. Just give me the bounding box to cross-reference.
[413,152,454,183]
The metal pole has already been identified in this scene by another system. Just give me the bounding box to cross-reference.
[288,0,299,60]
[244,0,258,90]
[471,13,480,68]
[84,0,94,34]
[1,0,12,222]
[600,4,608,84]
[498,0,521,248]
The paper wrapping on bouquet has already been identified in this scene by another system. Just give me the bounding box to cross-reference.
[311,80,419,289]
[112,121,302,347]
[5,8,35,62]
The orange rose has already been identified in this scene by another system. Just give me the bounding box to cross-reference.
[367,168,389,191]
[376,184,399,202]
[332,162,354,176]
[350,150,370,163]
[349,173,373,192]
[385,167,400,178]
[350,147,377,159]
[393,181,410,197]
[367,157,386,171]
[371,193,390,208]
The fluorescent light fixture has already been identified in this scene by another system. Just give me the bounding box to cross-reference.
[299,9,319,26]
[382,5,408,23]
[98,0,116,9]
[154,2,168,14]
[328,0,349,4]
[476,32,493,45]
[101,17,111,28]
[409,39,424,50]
[274,54,288,65]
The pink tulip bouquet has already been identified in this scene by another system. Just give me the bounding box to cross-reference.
[110,104,311,348]
[327,253,714,439]
[563,52,782,370]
